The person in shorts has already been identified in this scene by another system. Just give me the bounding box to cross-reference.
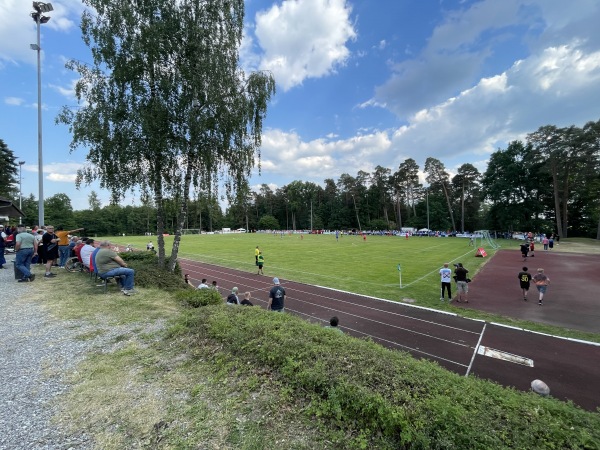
[256,251,264,275]
[532,268,550,305]
[518,266,532,301]
[454,263,469,303]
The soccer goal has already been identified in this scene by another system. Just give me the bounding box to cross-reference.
[474,230,500,249]
[182,229,202,235]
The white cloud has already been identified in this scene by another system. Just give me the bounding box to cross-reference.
[4,96,24,105]
[254,128,392,187]
[252,0,356,91]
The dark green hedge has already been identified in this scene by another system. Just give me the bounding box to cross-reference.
[176,306,600,449]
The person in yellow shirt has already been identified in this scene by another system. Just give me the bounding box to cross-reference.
[254,246,260,266]
[56,225,84,268]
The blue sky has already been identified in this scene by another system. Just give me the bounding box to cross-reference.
[2,0,600,212]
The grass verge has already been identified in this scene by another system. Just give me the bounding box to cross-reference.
[29,269,600,449]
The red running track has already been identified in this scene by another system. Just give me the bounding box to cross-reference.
[180,258,600,411]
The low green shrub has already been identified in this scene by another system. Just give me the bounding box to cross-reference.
[175,289,223,308]
[177,306,600,449]
[120,253,184,290]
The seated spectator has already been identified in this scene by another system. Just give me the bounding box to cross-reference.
[95,240,136,296]
[226,287,240,305]
[197,278,209,289]
[184,274,194,286]
[69,236,79,256]
[326,316,343,333]
[241,292,253,306]
[80,239,96,268]
[73,239,85,263]
[211,280,218,290]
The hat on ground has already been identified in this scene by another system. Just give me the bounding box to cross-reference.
[273,277,280,285]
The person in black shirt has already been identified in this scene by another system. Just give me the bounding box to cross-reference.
[518,266,532,301]
[454,263,469,303]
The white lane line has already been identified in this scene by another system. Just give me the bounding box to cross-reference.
[290,298,474,348]
[466,322,487,377]
[289,308,469,368]
[179,258,482,338]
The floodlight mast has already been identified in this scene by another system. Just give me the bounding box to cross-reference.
[30,1,53,227]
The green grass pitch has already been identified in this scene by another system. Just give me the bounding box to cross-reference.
[108,233,498,307]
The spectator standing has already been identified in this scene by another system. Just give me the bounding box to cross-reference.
[439,263,452,302]
[454,263,469,303]
[548,236,554,249]
[241,292,254,306]
[518,266,532,301]
[542,236,549,251]
[0,225,7,269]
[56,226,84,268]
[267,277,286,312]
[95,240,136,296]
[14,225,38,282]
[255,246,260,265]
[42,225,60,278]
[532,268,550,306]
[257,251,264,275]
[226,287,240,305]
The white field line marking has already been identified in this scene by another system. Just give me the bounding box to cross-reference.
[466,322,486,377]
[400,248,477,288]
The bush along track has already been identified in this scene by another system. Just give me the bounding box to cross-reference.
[172,305,600,450]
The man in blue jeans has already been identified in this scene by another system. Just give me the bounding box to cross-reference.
[15,225,38,282]
[95,240,136,296]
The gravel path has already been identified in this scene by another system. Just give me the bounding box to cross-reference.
[0,257,94,449]
[0,257,166,449]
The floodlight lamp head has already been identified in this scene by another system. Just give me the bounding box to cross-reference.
[33,2,54,13]
[40,15,51,24]
[30,44,40,50]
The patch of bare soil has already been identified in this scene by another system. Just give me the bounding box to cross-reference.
[554,238,600,254]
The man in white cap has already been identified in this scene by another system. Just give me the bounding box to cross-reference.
[267,277,286,312]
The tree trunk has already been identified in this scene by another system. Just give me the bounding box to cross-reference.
[461,180,465,233]
[442,182,456,231]
[550,160,564,238]
[396,196,403,229]
[561,170,569,238]
[154,179,166,268]
[168,158,193,272]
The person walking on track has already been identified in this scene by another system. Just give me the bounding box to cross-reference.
[532,268,550,305]
[518,266,532,301]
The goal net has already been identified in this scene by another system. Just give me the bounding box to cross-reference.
[474,230,500,249]
[182,229,202,235]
